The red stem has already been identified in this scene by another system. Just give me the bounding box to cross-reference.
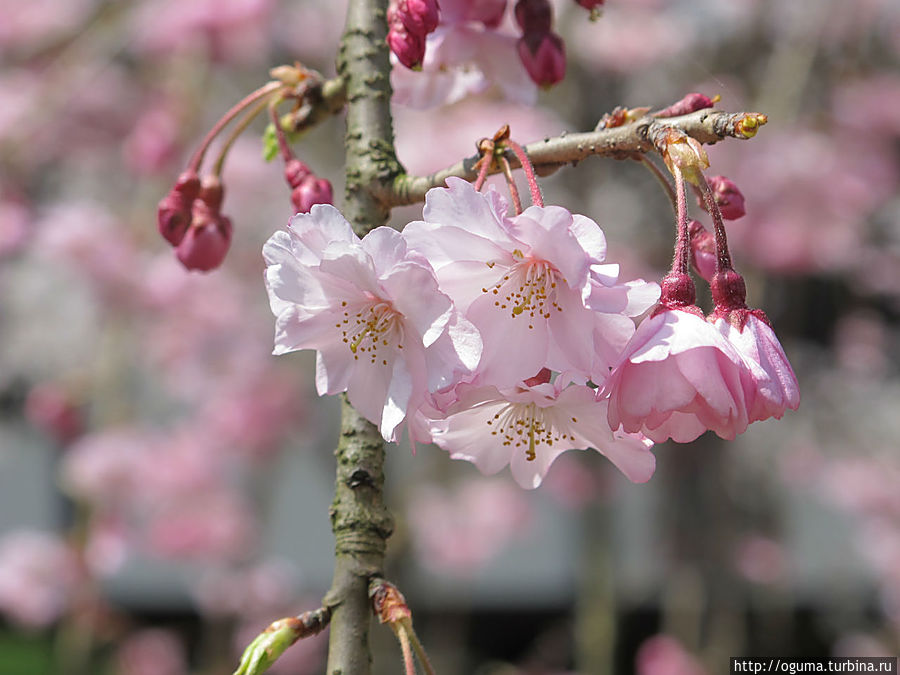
[672,165,690,275]
[188,81,283,172]
[696,172,733,273]
[504,139,543,207]
[473,150,492,191]
[269,100,295,162]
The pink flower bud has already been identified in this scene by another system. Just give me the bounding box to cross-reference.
[655,92,719,118]
[575,0,604,10]
[699,175,746,220]
[397,0,439,36]
[515,0,552,34]
[175,176,232,272]
[688,220,716,282]
[157,170,200,246]
[517,31,566,88]
[283,159,311,189]
[291,175,333,214]
[387,21,426,70]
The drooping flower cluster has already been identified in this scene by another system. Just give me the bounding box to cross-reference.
[264,164,799,488]
[265,177,659,487]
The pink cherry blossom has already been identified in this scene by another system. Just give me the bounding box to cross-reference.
[429,375,656,489]
[636,635,708,675]
[713,313,800,424]
[391,24,536,108]
[115,629,188,675]
[604,308,750,443]
[0,531,83,628]
[264,204,481,441]
[404,177,658,387]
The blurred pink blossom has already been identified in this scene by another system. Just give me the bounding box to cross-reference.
[0,0,93,57]
[0,196,30,257]
[123,101,185,176]
[234,618,327,675]
[0,531,83,628]
[636,635,708,675]
[115,629,188,675]
[407,478,532,576]
[733,534,788,585]
[193,560,302,618]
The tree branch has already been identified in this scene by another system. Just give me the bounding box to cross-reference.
[325,1,399,671]
[390,109,766,206]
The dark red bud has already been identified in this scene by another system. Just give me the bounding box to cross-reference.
[710,269,747,312]
[284,159,311,189]
[700,175,746,220]
[387,21,426,70]
[515,0,552,34]
[575,0,604,9]
[397,0,440,36]
[517,31,566,88]
[198,175,224,212]
[157,170,201,246]
[655,92,718,118]
[176,207,232,272]
[291,175,333,214]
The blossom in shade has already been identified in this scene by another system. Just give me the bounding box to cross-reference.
[429,371,656,489]
[403,177,657,387]
[604,305,750,443]
[263,204,481,441]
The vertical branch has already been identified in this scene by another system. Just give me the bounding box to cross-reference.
[327,0,402,673]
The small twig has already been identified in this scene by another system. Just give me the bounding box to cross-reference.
[390,109,767,206]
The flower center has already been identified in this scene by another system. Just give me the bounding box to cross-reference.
[482,252,564,329]
[337,298,403,365]
[485,402,576,461]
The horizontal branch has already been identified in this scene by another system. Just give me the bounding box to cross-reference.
[389,109,765,207]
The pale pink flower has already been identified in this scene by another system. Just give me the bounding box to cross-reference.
[391,24,536,108]
[0,531,82,628]
[404,178,658,387]
[713,313,800,424]
[733,534,787,585]
[407,478,532,575]
[264,204,481,441]
[604,308,750,443]
[429,375,655,488]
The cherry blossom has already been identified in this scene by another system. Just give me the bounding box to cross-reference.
[264,204,481,441]
[604,306,750,443]
[404,177,658,387]
[429,373,655,488]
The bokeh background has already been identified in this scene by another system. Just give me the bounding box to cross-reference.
[2,0,900,673]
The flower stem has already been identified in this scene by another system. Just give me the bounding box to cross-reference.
[695,172,733,273]
[504,139,543,207]
[393,624,417,675]
[499,155,523,214]
[672,165,690,276]
[408,625,437,675]
[268,98,296,162]
[211,98,270,177]
[188,81,283,172]
[473,150,492,191]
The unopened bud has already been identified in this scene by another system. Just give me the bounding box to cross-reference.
[157,170,201,246]
[655,92,719,118]
[735,113,767,139]
[515,0,552,34]
[387,20,426,70]
[284,159,311,189]
[699,175,745,220]
[233,618,303,675]
[176,176,232,272]
[688,220,716,282]
[370,580,412,626]
[517,31,566,88]
[397,0,440,36]
[291,175,333,214]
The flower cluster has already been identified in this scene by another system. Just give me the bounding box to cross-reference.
[264,168,799,488]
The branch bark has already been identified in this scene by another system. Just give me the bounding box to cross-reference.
[390,108,765,206]
[325,0,400,672]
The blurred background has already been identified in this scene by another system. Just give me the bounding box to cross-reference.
[1,0,899,673]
